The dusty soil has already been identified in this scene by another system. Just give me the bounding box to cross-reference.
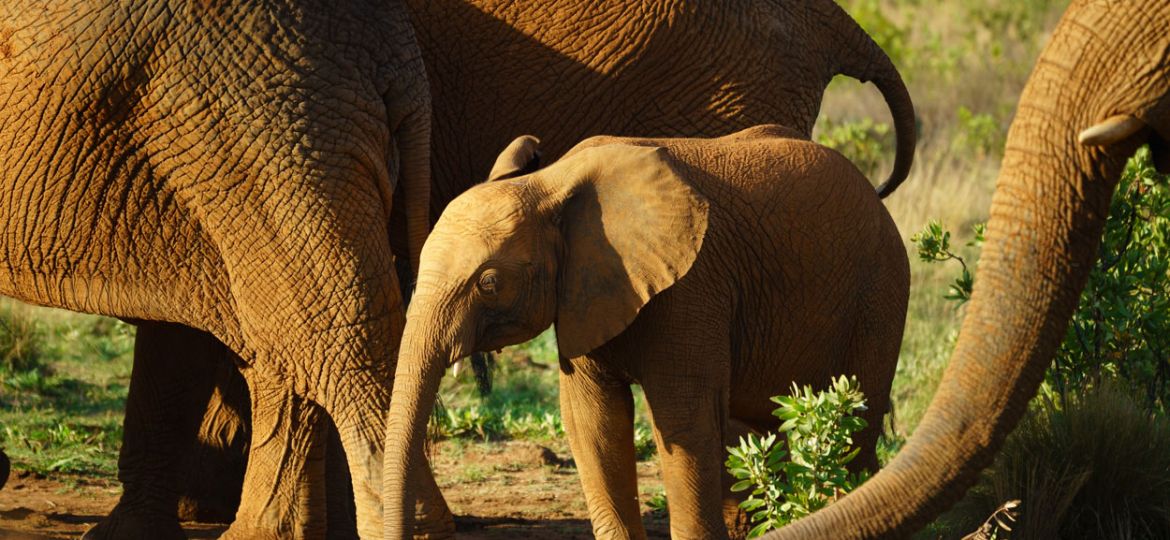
[0,440,669,539]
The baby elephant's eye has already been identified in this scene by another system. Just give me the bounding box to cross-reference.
[477,270,499,295]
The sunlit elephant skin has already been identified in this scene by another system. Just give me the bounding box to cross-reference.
[766,1,1170,538]
[111,0,919,534]
[384,125,910,539]
[0,0,445,538]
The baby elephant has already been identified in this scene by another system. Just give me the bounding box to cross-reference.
[383,125,909,539]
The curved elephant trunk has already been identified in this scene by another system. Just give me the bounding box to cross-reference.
[823,1,916,198]
[382,304,451,540]
[766,4,1154,538]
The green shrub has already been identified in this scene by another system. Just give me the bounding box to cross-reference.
[725,376,870,538]
[953,106,1005,158]
[645,489,668,516]
[815,118,894,178]
[912,147,1170,410]
[1054,149,1170,408]
[633,424,657,461]
[935,384,1170,539]
[839,0,910,71]
[911,220,985,304]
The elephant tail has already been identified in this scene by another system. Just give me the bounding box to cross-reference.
[828,3,917,199]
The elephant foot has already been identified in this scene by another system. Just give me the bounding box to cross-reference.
[412,501,456,540]
[722,503,751,540]
[82,507,185,540]
[220,523,304,540]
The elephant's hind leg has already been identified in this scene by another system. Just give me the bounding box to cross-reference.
[719,418,767,540]
[841,275,907,475]
[84,323,221,540]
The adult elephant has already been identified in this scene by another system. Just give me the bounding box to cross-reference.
[99,0,919,536]
[0,1,445,539]
[412,0,917,210]
[767,0,1170,538]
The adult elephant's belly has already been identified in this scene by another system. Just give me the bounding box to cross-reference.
[0,165,235,340]
[0,3,237,339]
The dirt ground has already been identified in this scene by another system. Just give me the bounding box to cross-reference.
[0,440,670,539]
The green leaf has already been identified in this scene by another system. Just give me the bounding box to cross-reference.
[748,521,773,538]
[731,479,755,492]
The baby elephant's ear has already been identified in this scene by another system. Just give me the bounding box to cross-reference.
[546,144,709,358]
[488,135,543,181]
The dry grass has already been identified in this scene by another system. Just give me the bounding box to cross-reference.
[815,0,1070,436]
[931,384,1170,539]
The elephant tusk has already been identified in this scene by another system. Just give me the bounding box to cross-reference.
[1078,114,1145,146]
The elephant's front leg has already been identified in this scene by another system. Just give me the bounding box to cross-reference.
[222,369,329,540]
[559,355,645,540]
[640,364,732,540]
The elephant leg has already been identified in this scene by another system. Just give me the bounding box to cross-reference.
[639,347,731,540]
[84,322,220,540]
[319,369,454,540]
[221,369,328,540]
[559,355,645,540]
[177,342,250,524]
[720,418,763,540]
[841,289,904,476]
[325,421,358,539]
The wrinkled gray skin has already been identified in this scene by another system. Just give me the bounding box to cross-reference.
[0,1,444,539]
[105,0,920,536]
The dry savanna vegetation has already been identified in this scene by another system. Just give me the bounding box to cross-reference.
[7,1,1168,538]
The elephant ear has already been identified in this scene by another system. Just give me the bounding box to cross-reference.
[542,144,709,358]
[488,135,543,181]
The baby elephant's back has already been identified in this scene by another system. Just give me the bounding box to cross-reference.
[570,125,893,255]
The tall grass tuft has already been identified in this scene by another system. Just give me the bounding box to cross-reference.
[0,304,45,374]
[935,384,1170,539]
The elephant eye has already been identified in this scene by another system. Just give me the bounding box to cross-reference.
[477,270,499,295]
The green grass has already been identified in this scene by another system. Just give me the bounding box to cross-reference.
[435,329,659,458]
[0,300,135,478]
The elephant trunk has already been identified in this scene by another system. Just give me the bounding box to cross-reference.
[382,298,452,540]
[825,1,916,198]
[765,13,1144,539]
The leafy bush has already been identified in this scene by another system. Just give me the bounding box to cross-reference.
[839,0,909,71]
[953,106,1005,158]
[935,384,1170,539]
[911,220,985,304]
[912,147,1170,410]
[725,376,870,537]
[645,489,668,516]
[633,424,657,461]
[815,118,894,178]
[1054,149,1170,408]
